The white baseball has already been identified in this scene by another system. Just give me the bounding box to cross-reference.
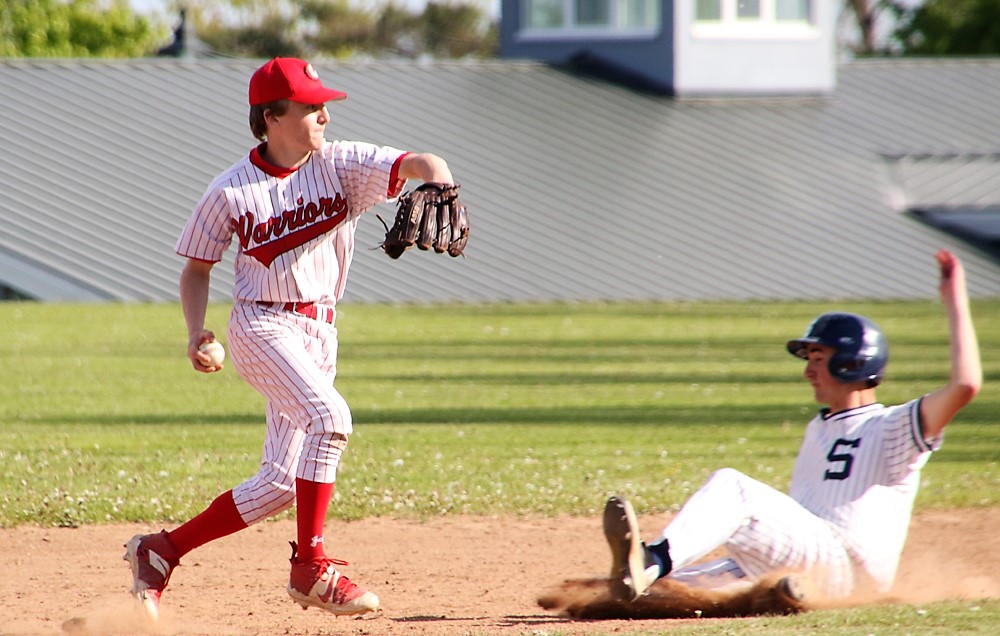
[199,341,226,366]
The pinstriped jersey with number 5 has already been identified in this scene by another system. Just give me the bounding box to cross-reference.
[788,399,940,591]
[175,140,407,305]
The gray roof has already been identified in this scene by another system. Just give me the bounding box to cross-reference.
[1,57,999,303]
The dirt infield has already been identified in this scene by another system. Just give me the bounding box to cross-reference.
[3,508,998,636]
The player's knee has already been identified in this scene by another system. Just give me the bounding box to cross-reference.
[298,433,348,482]
[321,393,353,432]
[707,467,748,487]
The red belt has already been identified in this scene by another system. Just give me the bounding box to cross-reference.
[257,301,334,324]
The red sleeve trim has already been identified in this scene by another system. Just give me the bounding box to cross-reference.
[388,152,410,198]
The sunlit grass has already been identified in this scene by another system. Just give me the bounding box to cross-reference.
[1,300,997,527]
[605,599,1000,635]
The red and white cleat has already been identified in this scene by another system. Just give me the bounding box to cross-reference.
[287,542,380,617]
[122,531,180,621]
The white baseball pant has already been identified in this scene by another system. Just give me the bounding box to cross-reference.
[225,302,351,525]
[657,468,857,597]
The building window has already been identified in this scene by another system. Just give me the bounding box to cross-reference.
[577,0,611,25]
[696,0,811,23]
[776,0,809,20]
[696,0,721,19]
[524,0,660,32]
[738,0,760,19]
[528,0,564,28]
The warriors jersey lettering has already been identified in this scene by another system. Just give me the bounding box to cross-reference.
[236,191,350,267]
[176,140,408,304]
[789,399,942,590]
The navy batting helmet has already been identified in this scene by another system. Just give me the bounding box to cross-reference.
[786,312,888,387]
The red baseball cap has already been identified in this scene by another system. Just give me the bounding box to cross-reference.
[248,58,347,106]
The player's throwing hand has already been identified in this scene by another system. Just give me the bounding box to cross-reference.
[188,331,224,373]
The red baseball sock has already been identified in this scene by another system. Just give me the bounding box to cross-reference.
[295,478,335,562]
[167,490,248,558]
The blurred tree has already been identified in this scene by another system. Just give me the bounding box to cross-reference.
[893,0,1000,55]
[0,0,161,57]
[189,0,496,59]
[193,0,304,58]
[420,2,497,58]
[301,0,379,58]
[846,0,887,54]
[375,3,422,56]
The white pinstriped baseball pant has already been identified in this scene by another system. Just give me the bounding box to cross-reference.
[658,468,856,598]
[225,302,351,526]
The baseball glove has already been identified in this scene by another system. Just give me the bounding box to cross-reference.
[381,182,469,259]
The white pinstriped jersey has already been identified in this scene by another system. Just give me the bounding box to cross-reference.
[176,141,407,304]
[789,399,941,590]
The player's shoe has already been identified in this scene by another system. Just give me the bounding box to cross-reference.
[287,542,380,616]
[123,531,180,621]
[603,495,660,602]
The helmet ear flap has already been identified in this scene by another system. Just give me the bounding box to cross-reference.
[834,356,862,376]
[831,351,883,387]
[788,312,888,385]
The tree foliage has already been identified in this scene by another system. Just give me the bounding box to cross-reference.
[843,0,1000,56]
[0,0,497,60]
[0,0,160,57]
[195,4,305,58]
[421,3,497,58]
[845,0,891,54]
[192,0,497,60]
[892,0,1000,55]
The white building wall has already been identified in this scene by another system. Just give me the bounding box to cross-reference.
[673,1,837,96]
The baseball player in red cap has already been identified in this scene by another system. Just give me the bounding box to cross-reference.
[123,57,461,621]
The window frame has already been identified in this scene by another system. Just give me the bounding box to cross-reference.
[519,0,661,40]
[692,0,818,40]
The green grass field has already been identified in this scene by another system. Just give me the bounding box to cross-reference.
[1,300,998,633]
[1,300,997,527]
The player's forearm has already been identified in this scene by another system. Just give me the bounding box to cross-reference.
[179,260,213,338]
[922,302,982,438]
[944,291,982,402]
[399,153,454,184]
[921,253,982,437]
